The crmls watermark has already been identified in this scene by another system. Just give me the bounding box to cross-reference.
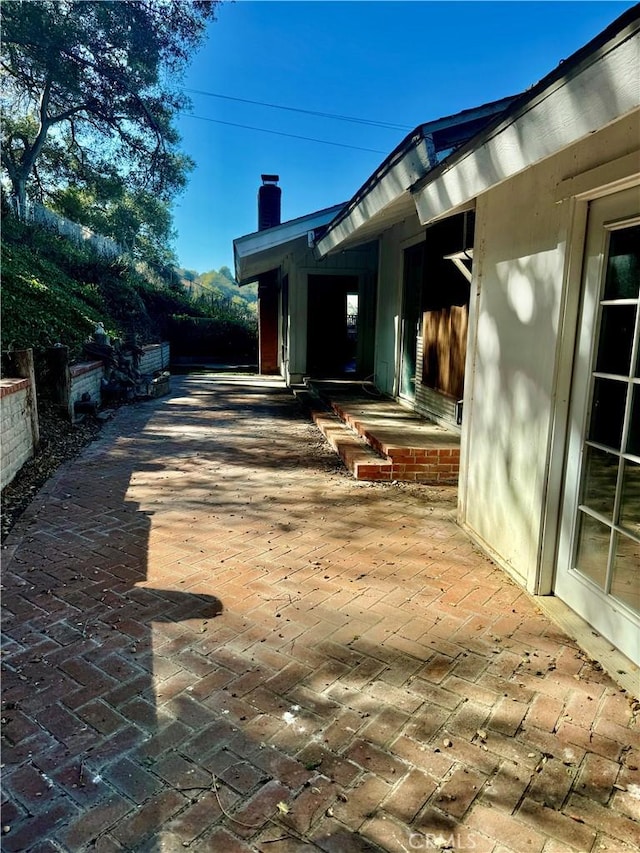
[408,832,477,850]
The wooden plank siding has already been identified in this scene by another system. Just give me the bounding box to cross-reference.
[422,303,468,401]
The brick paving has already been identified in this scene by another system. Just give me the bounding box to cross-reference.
[1,372,639,853]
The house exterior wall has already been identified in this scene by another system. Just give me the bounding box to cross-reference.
[374,222,424,396]
[415,349,461,427]
[373,219,463,429]
[283,242,378,384]
[283,253,305,383]
[458,112,640,590]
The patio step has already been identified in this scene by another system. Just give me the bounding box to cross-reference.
[330,399,460,483]
[295,385,460,484]
[294,389,393,481]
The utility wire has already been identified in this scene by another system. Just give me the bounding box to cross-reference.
[185,87,412,132]
[180,112,388,154]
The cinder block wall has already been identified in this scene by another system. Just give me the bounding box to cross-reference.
[139,343,170,375]
[70,361,105,411]
[1,379,36,490]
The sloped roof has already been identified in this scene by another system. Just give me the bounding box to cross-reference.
[412,4,640,226]
[314,95,517,257]
[233,203,344,285]
[315,5,640,258]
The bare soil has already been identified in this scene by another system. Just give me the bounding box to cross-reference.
[1,400,103,541]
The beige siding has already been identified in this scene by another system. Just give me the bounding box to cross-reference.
[459,114,640,589]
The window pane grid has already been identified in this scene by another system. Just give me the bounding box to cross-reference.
[574,223,640,603]
[577,505,640,546]
[584,440,640,465]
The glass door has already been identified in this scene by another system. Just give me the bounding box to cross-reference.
[556,187,640,665]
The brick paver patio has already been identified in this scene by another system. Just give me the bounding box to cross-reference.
[1,373,639,852]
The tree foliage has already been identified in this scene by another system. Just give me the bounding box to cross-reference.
[2,211,258,369]
[51,182,178,269]
[1,0,219,259]
[181,266,257,325]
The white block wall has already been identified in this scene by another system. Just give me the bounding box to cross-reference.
[70,361,104,412]
[1,379,36,490]
[139,343,170,375]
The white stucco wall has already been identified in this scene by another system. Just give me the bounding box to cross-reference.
[459,113,640,589]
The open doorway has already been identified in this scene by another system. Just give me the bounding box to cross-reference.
[345,292,358,374]
[307,274,360,377]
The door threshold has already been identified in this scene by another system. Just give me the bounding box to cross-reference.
[536,595,639,698]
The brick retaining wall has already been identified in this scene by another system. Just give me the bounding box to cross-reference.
[139,343,170,375]
[1,379,36,489]
[68,343,170,417]
[1,343,171,489]
[70,360,104,413]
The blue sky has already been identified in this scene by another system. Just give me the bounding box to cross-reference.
[172,1,636,274]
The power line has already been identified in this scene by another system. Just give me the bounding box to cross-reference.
[185,88,412,132]
[180,112,388,154]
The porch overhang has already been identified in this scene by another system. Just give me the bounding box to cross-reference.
[314,95,517,259]
[412,8,640,226]
[233,204,345,286]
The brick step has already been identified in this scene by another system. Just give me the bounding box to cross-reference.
[294,389,393,481]
[295,389,459,483]
[331,401,459,484]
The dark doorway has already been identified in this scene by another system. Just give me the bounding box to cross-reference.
[307,274,360,376]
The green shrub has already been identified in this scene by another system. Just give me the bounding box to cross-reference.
[1,212,257,374]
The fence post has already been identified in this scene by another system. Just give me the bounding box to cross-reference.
[47,345,72,421]
[13,348,40,451]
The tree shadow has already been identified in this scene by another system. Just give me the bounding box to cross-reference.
[2,375,418,852]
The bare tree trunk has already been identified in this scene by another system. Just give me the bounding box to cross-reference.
[14,177,28,220]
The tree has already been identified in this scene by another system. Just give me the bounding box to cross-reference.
[50,181,179,268]
[1,0,219,216]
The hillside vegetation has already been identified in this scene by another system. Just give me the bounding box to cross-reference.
[1,211,257,375]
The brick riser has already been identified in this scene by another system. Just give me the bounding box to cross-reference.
[311,403,460,484]
[355,447,459,483]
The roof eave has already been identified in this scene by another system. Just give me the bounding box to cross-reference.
[412,6,640,225]
[315,95,519,258]
[233,203,345,283]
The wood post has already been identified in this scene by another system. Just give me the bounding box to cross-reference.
[47,345,72,421]
[12,348,40,450]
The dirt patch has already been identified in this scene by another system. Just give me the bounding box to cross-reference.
[1,400,104,541]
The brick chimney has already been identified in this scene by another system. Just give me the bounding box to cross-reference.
[258,174,281,231]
